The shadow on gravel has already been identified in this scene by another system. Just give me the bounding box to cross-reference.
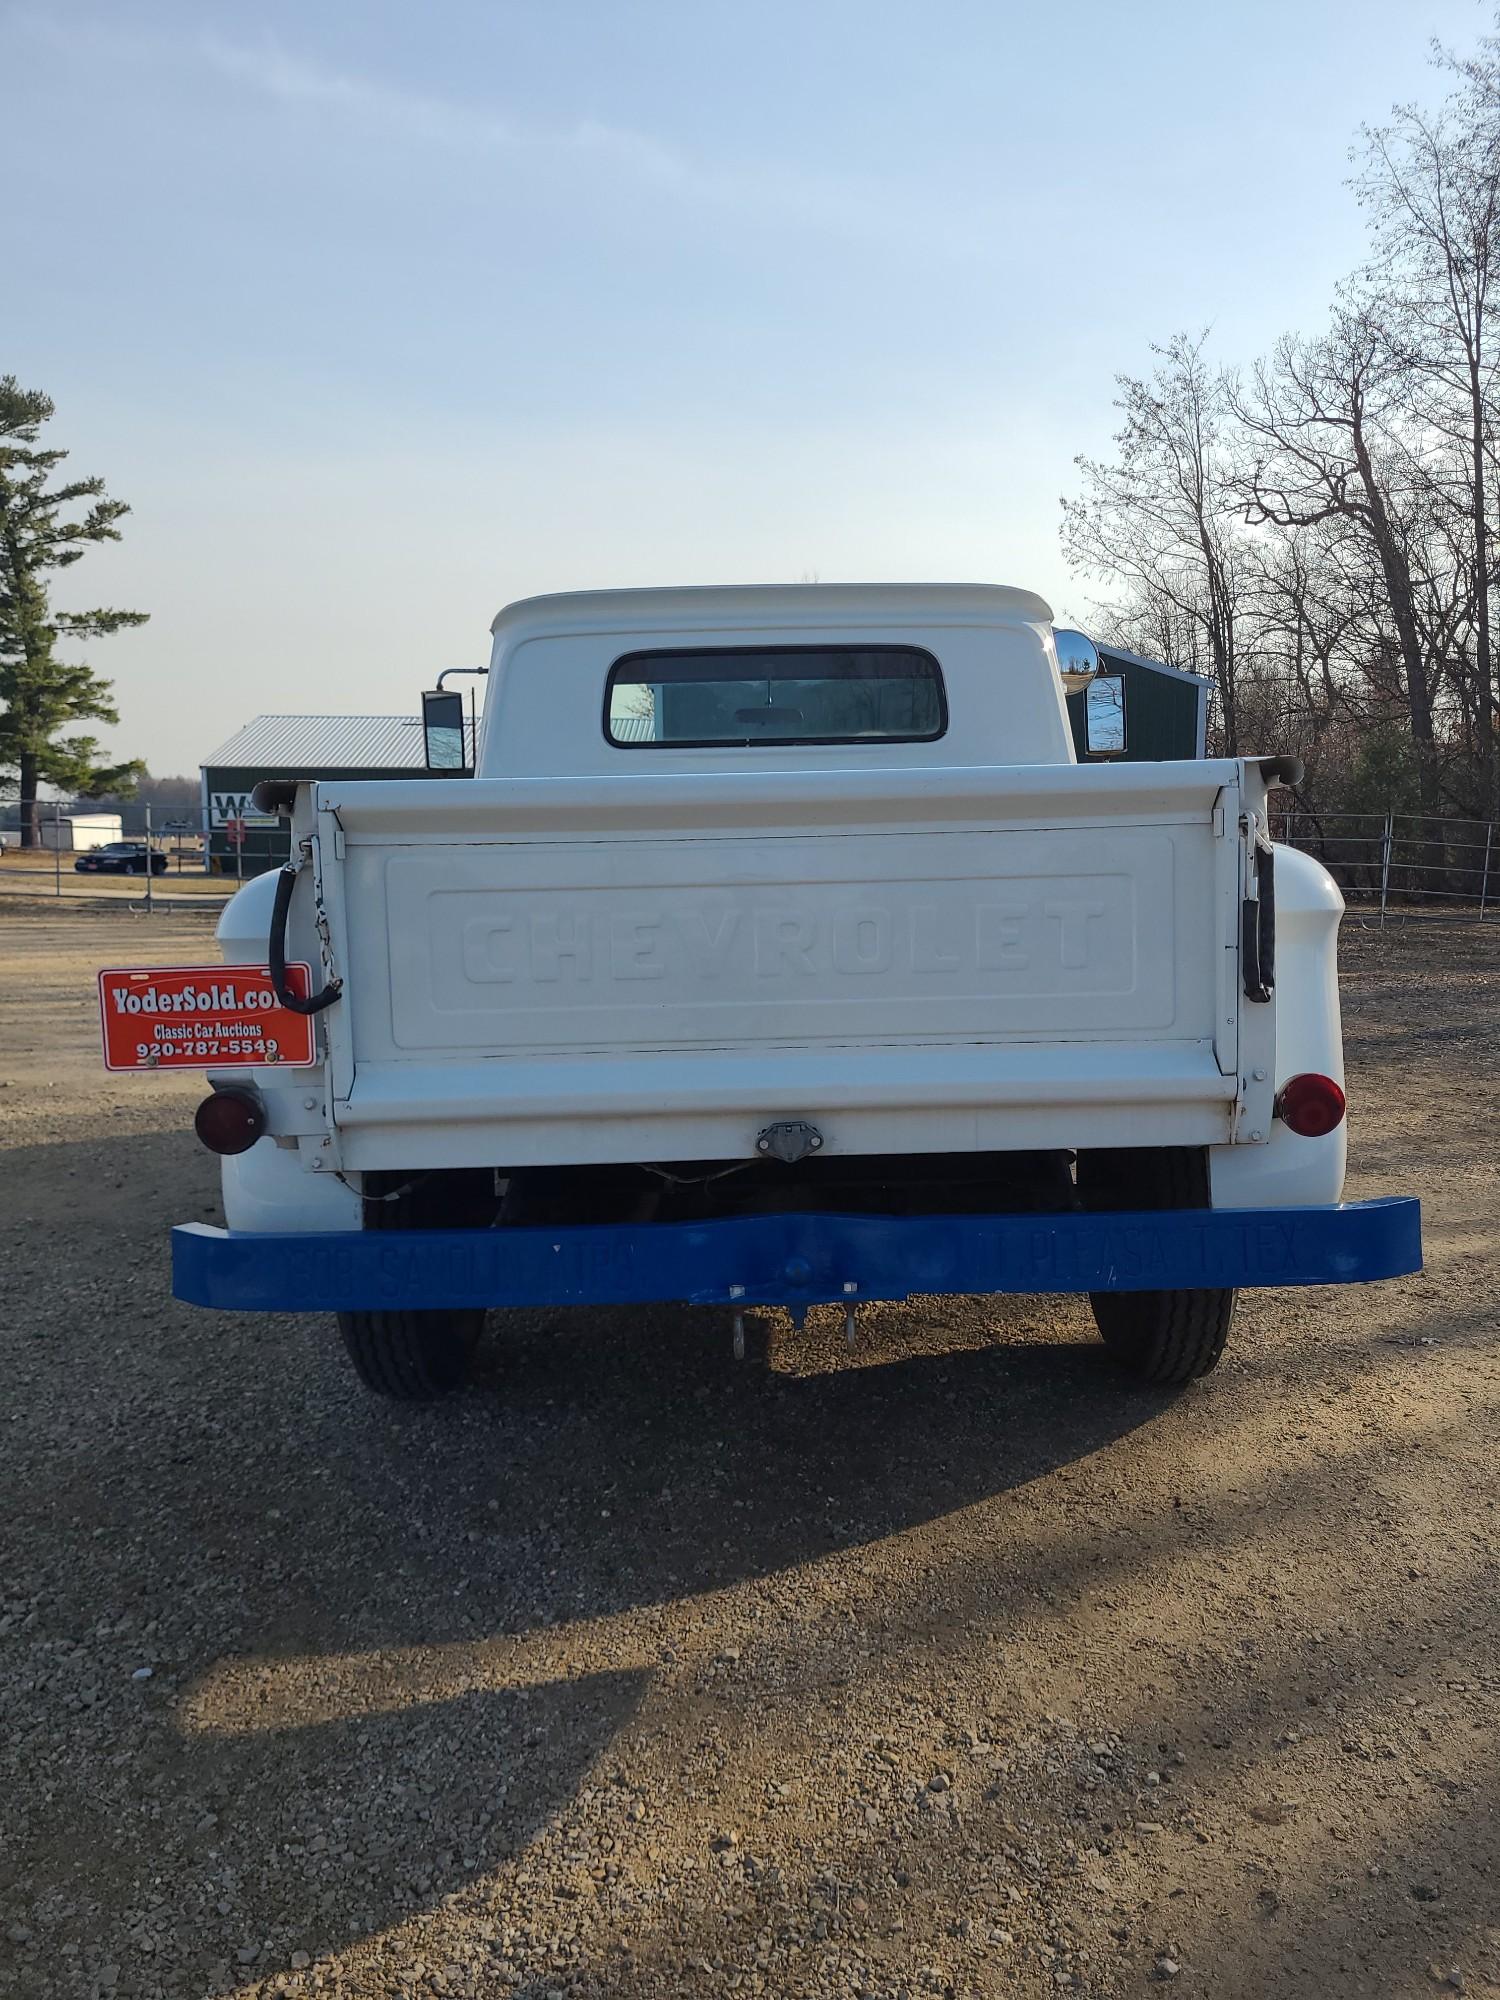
[296,1311,1169,1636]
[180,1670,647,1992]
[2,1129,1176,1992]
[2,1119,1173,1643]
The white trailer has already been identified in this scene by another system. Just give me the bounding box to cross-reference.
[40,812,122,852]
[162,584,1420,1402]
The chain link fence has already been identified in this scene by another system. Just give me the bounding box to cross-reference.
[1271,808,1496,923]
[0,802,240,910]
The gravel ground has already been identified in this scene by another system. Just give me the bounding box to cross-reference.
[1,904,1497,2000]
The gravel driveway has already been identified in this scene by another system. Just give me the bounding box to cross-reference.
[1,906,1497,2000]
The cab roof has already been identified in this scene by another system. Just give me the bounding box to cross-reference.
[490,581,1055,638]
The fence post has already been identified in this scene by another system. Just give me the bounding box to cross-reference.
[1481,820,1494,922]
[1379,810,1393,929]
[144,801,154,916]
[53,801,62,898]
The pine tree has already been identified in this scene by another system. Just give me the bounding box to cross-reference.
[0,377,148,844]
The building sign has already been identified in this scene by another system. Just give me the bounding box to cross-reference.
[208,790,278,829]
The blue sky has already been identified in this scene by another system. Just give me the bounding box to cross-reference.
[7,0,1491,776]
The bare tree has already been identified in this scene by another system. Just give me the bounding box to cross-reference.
[1060,12,1500,843]
[1354,45,1500,818]
[1230,312,1445,814]
[1061,332,1246,751]
[1239,525,1367,765]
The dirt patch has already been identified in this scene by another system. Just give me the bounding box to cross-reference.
[1,905,1498,1999]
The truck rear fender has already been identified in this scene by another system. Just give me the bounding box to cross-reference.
[214,864,280,960]
[1211,843,1346,1210]
[212,849,358,1232]
[219,1139,361,1234]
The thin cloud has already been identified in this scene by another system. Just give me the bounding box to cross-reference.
[6,8,984,252]
[200,35,677,174]
[199,33,979,255]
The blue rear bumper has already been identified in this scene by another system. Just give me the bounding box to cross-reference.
[171,1197,1421,1314]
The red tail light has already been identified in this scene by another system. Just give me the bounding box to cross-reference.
[1275,1072,1346,1138]
[194,1088,266,1155]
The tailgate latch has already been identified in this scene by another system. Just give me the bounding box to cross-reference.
[756,1121,825,1164]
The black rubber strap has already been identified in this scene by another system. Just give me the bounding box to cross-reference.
[1242,840,1275,1004]
[1257,838,1276,994]
[269,862,343,1016]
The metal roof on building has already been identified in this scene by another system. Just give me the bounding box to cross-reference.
[202,715,429,771]
[1097,642,1212,688]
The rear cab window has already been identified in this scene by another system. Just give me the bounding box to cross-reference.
[605,646,946,748]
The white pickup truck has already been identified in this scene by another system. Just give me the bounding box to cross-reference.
[168,583,1420,1400]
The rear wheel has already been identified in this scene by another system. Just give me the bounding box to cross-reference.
[336,1172,495,1401]
[337,1306,484,1401]
[1076,1147,1236,1385]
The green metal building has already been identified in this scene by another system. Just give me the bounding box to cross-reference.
[198,714,473,875]
[1067,644,1209,763]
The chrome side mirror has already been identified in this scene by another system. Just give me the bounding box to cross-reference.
[1084,673,1127,756]
[1053,628,1100,693]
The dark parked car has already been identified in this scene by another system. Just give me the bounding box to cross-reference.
[74,842,169,875]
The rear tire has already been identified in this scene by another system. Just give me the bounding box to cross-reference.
[337,1307,484,1401]
[1086,1285,1236,1386]
[336,1171,494,1401]
[1076,1147,1236,1385]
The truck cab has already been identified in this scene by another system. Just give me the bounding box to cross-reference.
[172,584,1420,1401]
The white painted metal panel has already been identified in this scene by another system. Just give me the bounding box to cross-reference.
[315,761,1242,1168]
[370,828,1186,1056]
[478,586,1072,780]
[333,1045,1236,1170]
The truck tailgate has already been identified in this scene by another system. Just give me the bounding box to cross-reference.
[310,763,1254,1169]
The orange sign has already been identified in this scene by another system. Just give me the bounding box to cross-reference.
[98,964,318,1072]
